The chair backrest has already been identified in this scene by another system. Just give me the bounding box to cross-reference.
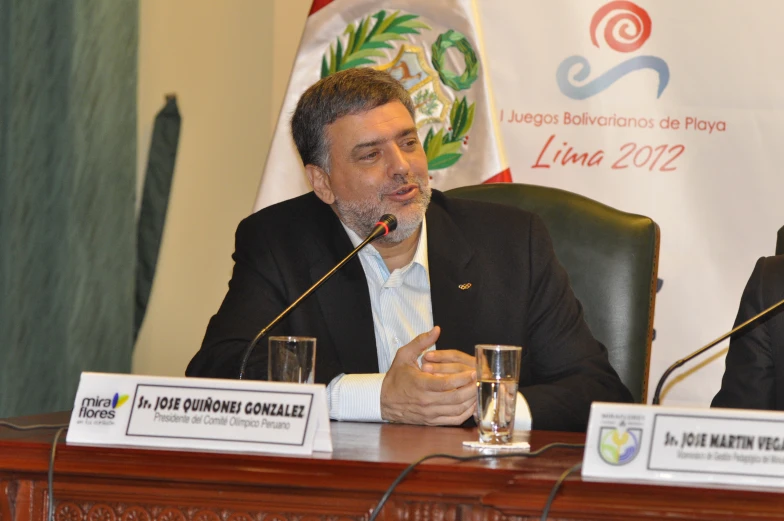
[777,226,784,256]
[446,183,660,403]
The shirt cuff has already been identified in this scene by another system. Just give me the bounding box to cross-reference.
[514,391,532,431]
[326,373,385,422]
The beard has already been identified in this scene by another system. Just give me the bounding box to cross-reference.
[333,176,432,245]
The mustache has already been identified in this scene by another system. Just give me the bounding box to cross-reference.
[380,176,427,197]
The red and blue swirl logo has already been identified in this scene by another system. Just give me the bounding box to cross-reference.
[557,1,669,100]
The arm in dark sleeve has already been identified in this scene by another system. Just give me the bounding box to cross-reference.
[520,215,634,432]
[186,217,287,380]
[711,257,776,410]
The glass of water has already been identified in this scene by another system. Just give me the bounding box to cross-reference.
[475,344,522,444]
[268,336,316,383]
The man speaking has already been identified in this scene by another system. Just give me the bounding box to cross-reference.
[186,67,632,431]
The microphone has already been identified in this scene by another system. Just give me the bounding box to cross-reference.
[237,214,398,379]
[651,297,784,405]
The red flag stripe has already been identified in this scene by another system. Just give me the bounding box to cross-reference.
[482,168,512,184]
[309,0,334,16]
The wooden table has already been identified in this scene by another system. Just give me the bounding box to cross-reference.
[2,412,784,521]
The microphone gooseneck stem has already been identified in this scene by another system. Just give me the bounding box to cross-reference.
[237,219,393,380]
[651,297,784,405]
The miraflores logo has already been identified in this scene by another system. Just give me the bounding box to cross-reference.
[79,392,129,420]
[556,1,669,100]
[599,425,643,465]
[320,10,479,174]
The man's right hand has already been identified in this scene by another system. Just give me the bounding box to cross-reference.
[380,326,477,425]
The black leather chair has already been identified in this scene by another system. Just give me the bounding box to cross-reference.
[446,183,660,403]
[776,226,784,256]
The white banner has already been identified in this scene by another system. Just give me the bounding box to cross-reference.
[480,0,784,405]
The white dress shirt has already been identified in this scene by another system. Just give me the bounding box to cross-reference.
[327,218,532,430]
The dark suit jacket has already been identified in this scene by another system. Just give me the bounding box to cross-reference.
[187,190,633,431]
[712,255,784,410]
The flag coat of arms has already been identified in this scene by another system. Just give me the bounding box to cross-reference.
[254,0,510,212]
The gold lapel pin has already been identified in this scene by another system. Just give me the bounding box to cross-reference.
[458,283,472,290]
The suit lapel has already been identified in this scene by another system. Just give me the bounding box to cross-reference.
[427,197,482,355]
[310,212,379,374]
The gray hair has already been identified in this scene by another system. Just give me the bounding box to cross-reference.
[291,68,415,171]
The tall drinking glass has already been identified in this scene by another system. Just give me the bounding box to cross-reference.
[268,336,316,383]
[475,344,522,444]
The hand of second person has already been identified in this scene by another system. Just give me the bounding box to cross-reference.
[380,326,477,426]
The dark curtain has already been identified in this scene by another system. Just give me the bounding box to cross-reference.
[0,0,138,418]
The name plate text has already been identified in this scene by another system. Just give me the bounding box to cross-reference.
[583,402,784,489]
[67,372,332,455]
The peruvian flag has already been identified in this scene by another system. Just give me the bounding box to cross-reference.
[254,0,510,212]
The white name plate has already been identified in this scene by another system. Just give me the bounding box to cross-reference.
[66,372,332,455]
[583,402,784,489]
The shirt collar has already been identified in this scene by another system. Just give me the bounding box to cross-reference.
[341,216,430,274]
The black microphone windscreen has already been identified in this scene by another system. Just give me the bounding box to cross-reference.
[377,214,398,233]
